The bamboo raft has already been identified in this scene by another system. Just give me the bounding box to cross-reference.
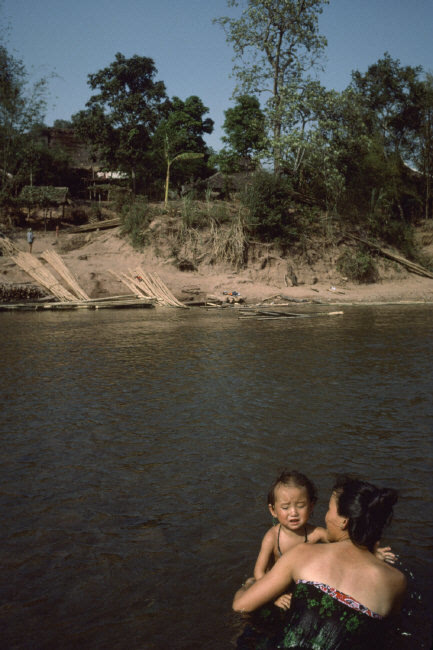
[111,266,188,308]
[40,250,90,300]
[5,246,188,310]
[239,308,344,320]
[12,251,77,301]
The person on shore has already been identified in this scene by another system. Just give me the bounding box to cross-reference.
[27,228,34,253]
[233,475,407,649]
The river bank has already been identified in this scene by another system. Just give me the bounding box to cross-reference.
[1,223,433,306]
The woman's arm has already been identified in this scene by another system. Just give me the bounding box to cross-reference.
[233,551,295,612]
[253,529,275,580]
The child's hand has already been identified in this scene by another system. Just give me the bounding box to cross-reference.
[274,593,292,610]
[374,543,397,564]
[242,577,256,589]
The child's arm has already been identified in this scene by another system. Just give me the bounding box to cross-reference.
[311,527,396,562]
[308,525,328,543]
[374,542,397,564]
[253,528,275,580]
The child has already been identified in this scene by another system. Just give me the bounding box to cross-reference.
[249,469,395,609]
[254,471,325,578]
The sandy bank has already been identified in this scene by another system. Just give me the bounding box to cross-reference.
[1,226,432,306]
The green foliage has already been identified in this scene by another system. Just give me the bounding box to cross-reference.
[215,0,329,171]
[180,194,207,228]
[336,249,378,284]
[151,95,214,200]
[19,185,68,206]
[72,53,168,192]
[110,186,133,213]
[220,94,266,167]
[0,44,49,197]
[367,216,417,259]
[120,196,151,249]
[156,96,213,157]
[164,151,204,206]
[240,171,299,244]
[350,53,422,157]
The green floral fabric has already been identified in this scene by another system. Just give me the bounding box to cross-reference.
[236,582,386,649]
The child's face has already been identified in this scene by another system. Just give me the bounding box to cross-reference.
[269,484,313,532]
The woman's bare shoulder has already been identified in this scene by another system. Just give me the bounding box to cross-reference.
[378,557,407,587]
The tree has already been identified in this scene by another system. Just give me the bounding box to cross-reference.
[219,94,265,171]
[164,151,203,206]
[72,53,168,193]
[415,74,433,219]
[53,119,73,129]
[215,0,329,171]
[350,53,422,159]
[0,44,48,197]
[349,54,426,223]
[151,95,214,199]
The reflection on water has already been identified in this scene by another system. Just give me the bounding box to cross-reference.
[0,305,432,648]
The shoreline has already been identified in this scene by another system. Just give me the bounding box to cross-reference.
[1,227,432,307]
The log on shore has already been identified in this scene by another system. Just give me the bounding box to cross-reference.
[239,308,343,320]
[66,218,121,234]
[0,297,155,311]
[346,234,433,279]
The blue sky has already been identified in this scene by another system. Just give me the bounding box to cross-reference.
[2,0,432,150]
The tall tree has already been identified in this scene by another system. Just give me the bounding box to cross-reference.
[350,53,422,159]
[415,74,433,219]
[72,53,168,193]
[350,54,426,220]
[0,44,48,195]
[215,0,328,171]
[219,94,265,170]
[151,95,214,198]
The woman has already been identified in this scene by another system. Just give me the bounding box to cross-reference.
[233,476,406,649]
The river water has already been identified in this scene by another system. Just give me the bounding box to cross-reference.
[0,304,432,649]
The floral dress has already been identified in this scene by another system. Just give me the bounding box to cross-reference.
[236,580,386,649]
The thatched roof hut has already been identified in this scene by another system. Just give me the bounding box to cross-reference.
[19,186,71,207]
[182,171,254,198]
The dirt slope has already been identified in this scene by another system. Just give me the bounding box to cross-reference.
[1,221,433,305]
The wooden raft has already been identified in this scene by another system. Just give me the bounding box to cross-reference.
[9,250,154,310]
[111,266,188,308]
[12,252,77,301]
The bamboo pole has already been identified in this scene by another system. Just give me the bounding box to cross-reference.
[134,266,188,308]
[40,249,90,300]
[239,309,343,320]
[12,252,76,301]
[147,270,187,308]
[66,217,121,233]
[108,270,148,298]
[132,270,165,304]
[122,272,154,299]
[0,235,20,256]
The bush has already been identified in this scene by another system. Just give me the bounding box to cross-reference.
[240,171,298,244]
[336,248,378,284]
[367,217,416,259]
[111,187,133,213]
[120,197,151,249]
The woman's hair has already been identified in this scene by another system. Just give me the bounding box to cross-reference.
[268,470,318,507]
[333,475,398,551]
